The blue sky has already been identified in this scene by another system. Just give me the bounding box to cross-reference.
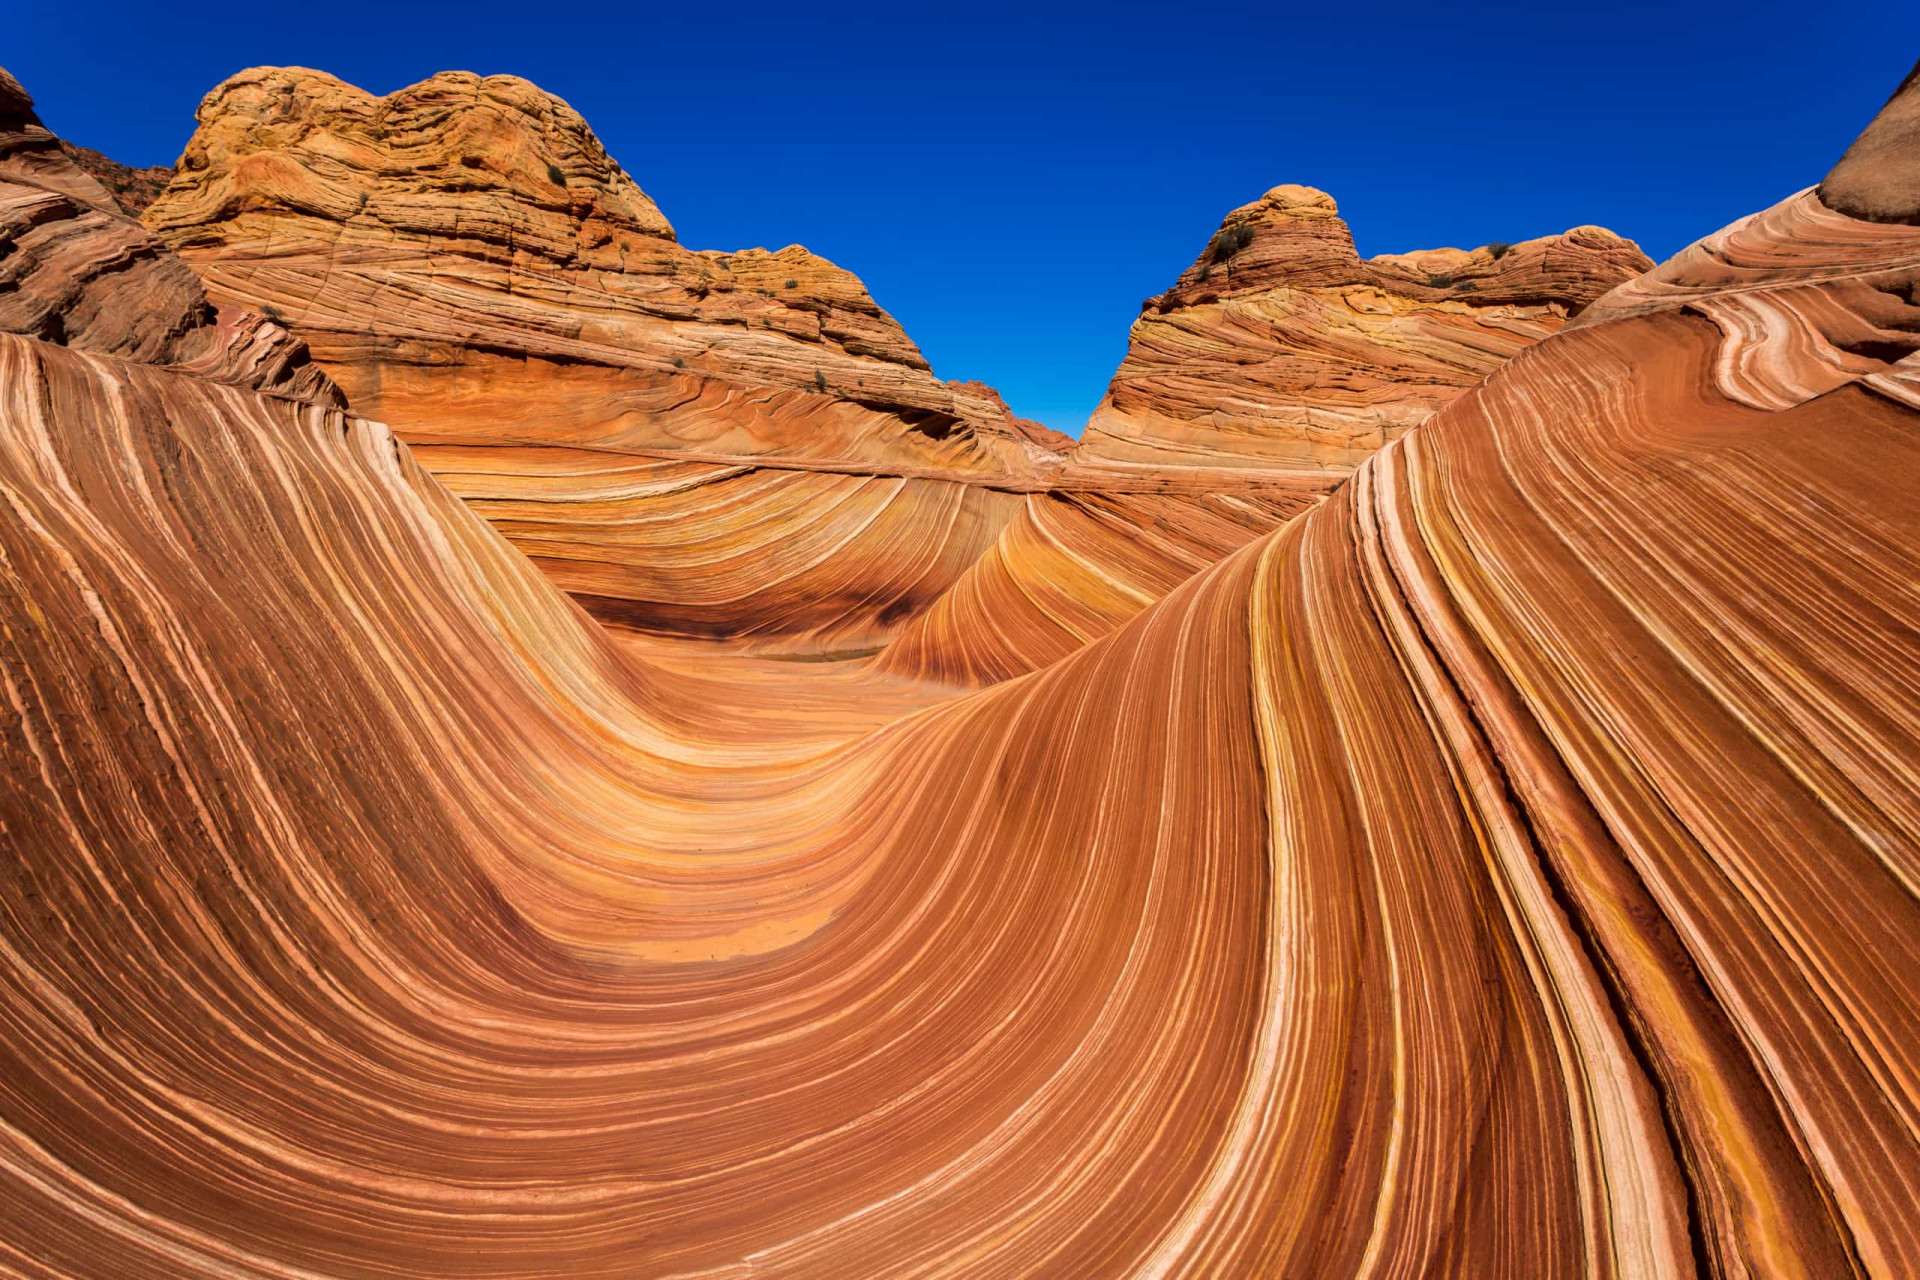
[13,3,1916,432]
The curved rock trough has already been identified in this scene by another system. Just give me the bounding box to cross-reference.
[3,56,1920,1278]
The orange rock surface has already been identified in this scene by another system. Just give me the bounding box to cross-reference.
[139,66,1084,652]
[142,67,1062,476]
[5,58,1920,1279]
[1075,182,1652,470]
[138,68,1647,662]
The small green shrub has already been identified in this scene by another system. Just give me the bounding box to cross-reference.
[814,369,827,392]
[672,357,685,368]
[1196,263,1213,283]
[1486,240,1512,260]
[1210,223,1256,262]
[784,279,798,289]
[1428,273,1454,288]
[546,162,566,187]
[260,303,286,324]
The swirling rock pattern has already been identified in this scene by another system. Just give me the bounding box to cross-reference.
[5,59,1920,1280]
[875,192,1651,682]
[138,69,1648,660]
[873,465,1336,684]
[415,443,1027,655]
[138,66,1084,651]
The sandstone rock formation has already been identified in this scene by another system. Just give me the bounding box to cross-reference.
[135,66,1646,664]
[138,66,1081,653]
[1074,182,1652,470]
[57,140,172,214]
[1820,55,1920,223]
[0,67,340,405]
[143,66,1061,477]
[873,471,1336,685]
[873,196,1651,683]
[6,58,1920,1278]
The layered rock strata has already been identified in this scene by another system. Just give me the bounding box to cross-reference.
[3,61,1920,1279]
[0,67,339,405]
[58,140,172,214]
[142,67,1061,477]
[1074,182,1652,469]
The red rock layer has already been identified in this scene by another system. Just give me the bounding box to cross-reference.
[0,68,340,406]
[873,467,1335,684]
[56,140,172,215]
[1074,182,1652,470]
[877,193,1650,683]
[417,443,1024,655]
[137,66,1073,652]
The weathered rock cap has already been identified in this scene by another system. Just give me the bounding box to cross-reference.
[155,65,677,252]
[1224,183,1342,224]
[1150,177,1648,312]
[0,66,31,116]
[1820,56,1920,224]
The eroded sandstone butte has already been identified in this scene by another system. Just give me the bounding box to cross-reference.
[136,66,1077,655]
[5,56,1920,1278]
[141,66,1058,476]
[1074,182,1653,470]
[138,67,1638,668]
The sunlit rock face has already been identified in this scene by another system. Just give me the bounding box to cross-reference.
[1074,181,1652,470]
[134,67,1644,665]
[142,66,1063,476]
[138,66,1079,654]
[6,58,1920,1280]
[874,191,1651,685]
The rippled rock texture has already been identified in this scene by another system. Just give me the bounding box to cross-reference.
[56,141,172,215]
[142,66,1064,476]
[0,69,340,406]
[5,58,1920,1279]
[139,66,1087,653]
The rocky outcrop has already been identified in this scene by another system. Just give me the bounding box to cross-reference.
[946,378,1077,457]
[143,66,1062,478]
[1074,183,1652,469]
[876,187,1653,682]
[58,140,172,214]
[1820,55,1920,224]
[137,66,1078,654]
[0,66,339,404]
